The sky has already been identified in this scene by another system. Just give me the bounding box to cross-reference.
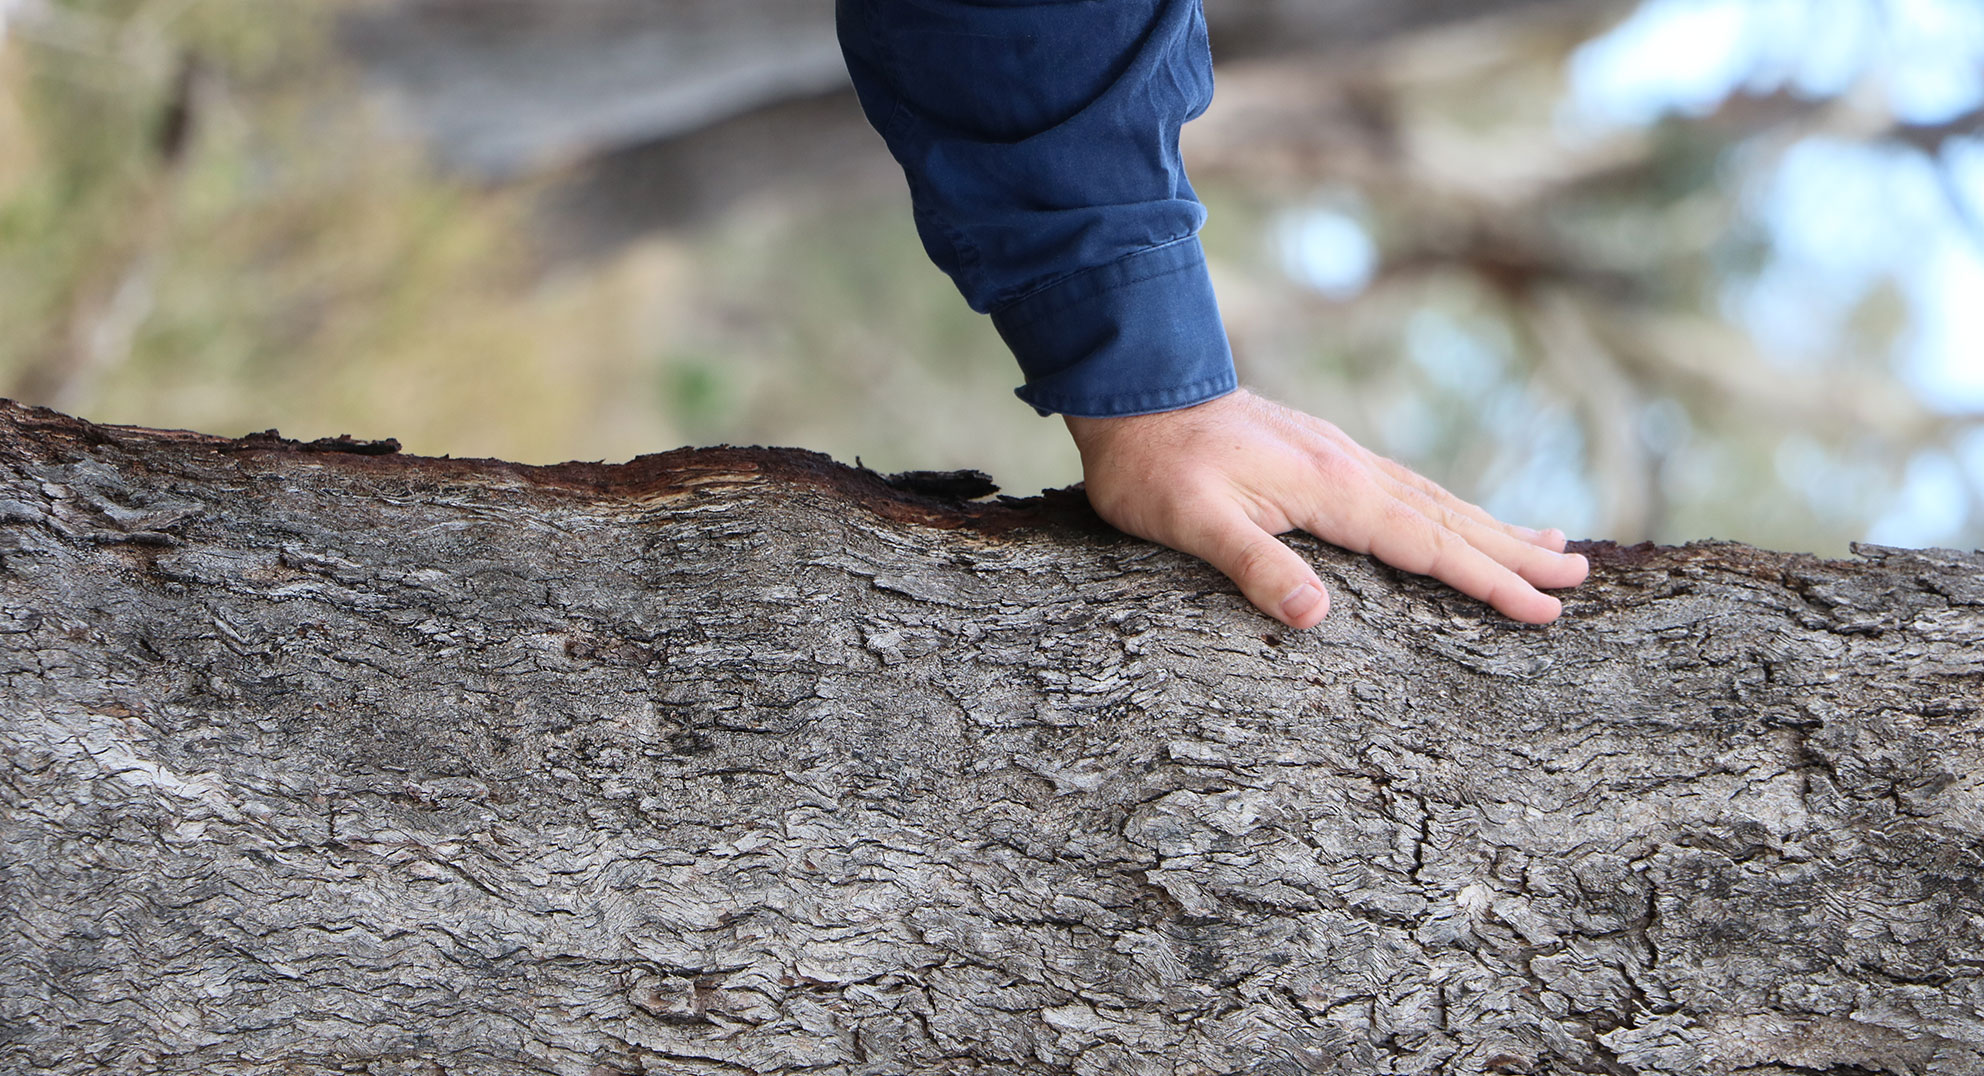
[1569,0,1984,547]
[1281,0,1984,549]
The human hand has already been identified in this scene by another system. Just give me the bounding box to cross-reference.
[1062,389,1589,628]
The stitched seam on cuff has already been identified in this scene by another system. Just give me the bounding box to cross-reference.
[1019,371,1237,418]
[989,236,1204,331]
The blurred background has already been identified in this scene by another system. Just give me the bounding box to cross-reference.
[1,0,1980,554]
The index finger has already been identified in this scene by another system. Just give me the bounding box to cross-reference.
[1293,414,1570,553]
[1310,494,1565,624]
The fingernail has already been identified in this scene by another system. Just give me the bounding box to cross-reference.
[1280,583,1325,623]
[1513,525,1543,540]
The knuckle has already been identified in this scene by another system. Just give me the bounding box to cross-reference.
[1228,534,1287,580]
[1378,497,1422,532]
[1437,505,1475,537]
[1312,449,1371,489]
[1429,523,1469,555]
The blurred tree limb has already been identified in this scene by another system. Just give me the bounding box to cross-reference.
[340,0,1592,179]
[2,0,1978,558]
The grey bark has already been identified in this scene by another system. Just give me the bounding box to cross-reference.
[2,399,1982,1076]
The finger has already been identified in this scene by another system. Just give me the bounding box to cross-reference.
[1366,453,1570,552]
[1171,501,1331,629]
[1323,494,1564,624]
[1287,413,1570,554]
[1383,481,1590,590]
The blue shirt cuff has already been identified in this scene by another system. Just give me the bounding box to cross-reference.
[991,237,1238,418]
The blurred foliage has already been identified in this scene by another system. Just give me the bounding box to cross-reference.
[1176,8,1982,554]
[1,0,638,461]
[2,0,1979,554]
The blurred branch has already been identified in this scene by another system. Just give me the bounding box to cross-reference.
[1519,288,1655,542]
[1376,222,1646,305]
[1887,105,1984,156]
[341,0,847,179]
[1186,9,1636,202]
[4,0,174,83]
[1593,307,1977,443]
[1838,101,1984,254]
[1207,0,1601,59]
[1935,157,1984,255]
[4,39,202,410]
[342,0,1621,186]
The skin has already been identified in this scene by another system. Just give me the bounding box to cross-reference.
[1063,388,1590,629]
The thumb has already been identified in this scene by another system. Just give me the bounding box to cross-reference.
[1177,503,1330,629]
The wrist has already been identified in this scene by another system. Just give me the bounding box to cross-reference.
[1062,388,1246,458]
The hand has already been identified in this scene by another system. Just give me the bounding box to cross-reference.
[1062,389,1589,628]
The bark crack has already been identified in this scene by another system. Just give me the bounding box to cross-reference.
[6,406,1982,1076]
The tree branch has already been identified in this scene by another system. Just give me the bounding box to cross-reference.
[3,400,1981,1075]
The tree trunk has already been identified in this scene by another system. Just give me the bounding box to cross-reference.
[2,400,1980,1076]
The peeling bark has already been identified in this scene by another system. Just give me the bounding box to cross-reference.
[2,400,1981,1076]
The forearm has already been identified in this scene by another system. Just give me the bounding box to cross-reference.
[837,0,1236,416]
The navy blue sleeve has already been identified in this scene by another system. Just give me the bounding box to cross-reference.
[837,0,1238,418]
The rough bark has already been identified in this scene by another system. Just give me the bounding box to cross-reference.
[2,399,1981,1076]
